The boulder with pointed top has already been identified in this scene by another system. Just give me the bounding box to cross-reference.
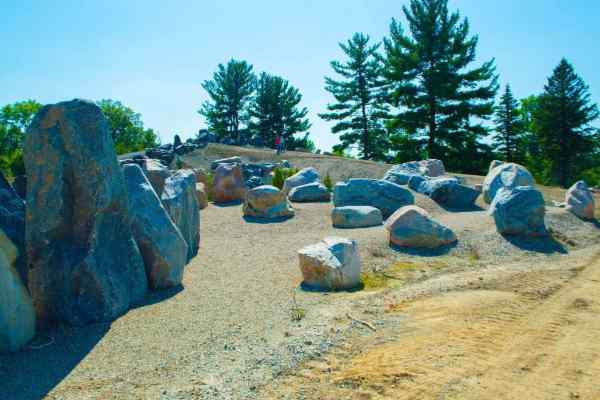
[565,181,595,220]
[385,206,457,248]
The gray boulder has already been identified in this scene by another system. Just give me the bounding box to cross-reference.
[384,206,457,248]
[0,171,26,285]
[288,182,331,203]
[298,237,361,291]
[123,164,188,289]
[483,162,535,203]
[25,99,148,325]
[419,159,445,177]
[161,170,200,261]
[489,160,504,173]
[140,158,172,195]
[283,167,320,194]
[245,176,263,189]
[408,175,427,192]
[243,185,294,219]
[489,186,547,236]
[565,180,595,220]
[421,179,480,209]
[210,156,242,170]
[333,179,414,218]
[331,206,383,228]
[383,161,421,185]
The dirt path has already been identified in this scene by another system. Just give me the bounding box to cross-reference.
[260,253,600,399]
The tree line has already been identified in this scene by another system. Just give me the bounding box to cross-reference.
[0,99,159,177]
[199,60,314,151]
[319,0,599,187]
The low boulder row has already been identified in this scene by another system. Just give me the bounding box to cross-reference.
[482,162,535,204]
[123,164,188,289]
[212,163,246,204]
[283,167,320,194]
[565,180,595,220]
[384,206,457,249]
[488,186,547,237]
[161,170,200,261]
[288,182,331,203]
[25,99,148,326]
[331,206,382,228]
[243,185,294,219]
[333,179,414,219]
[298,237,361,291]
[0,229,35,353]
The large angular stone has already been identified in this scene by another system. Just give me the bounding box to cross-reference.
[331,206,382,228]
[288,182,331,203]
[212,164,246,204]
[210,156,242,170]
[422,179,480,209]
[0,171,26,285]
[25,99,148,325]
[483,162,535,203]
[243,185,294,219]
[489,186,547,236]
[333,179,414,218]
[283,167,320,194]
[123,164,188,289]
[0,229,35,353]
[298,237,361,291]
[565,180,595,220]
[384,206,457,248]
[161,170,200,261]
[141,158,172,196]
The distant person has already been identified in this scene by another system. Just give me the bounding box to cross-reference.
[275,135,282,155]
[280,136,286,154]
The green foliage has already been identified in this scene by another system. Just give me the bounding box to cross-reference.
[205,172,214,202]
[493,85,525,162]
[323,173,334,192]
[0,99,42,177]
[199,59,256,142]
[272,167,299,190]
[532,59,599,187]
[97,99,159,155]
[248,72,311,147]
[384,0,498,171]
[320,33,390,160]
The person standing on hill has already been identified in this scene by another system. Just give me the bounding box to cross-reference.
[275,135,282,155]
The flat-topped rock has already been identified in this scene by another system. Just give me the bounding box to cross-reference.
[289,182,331,203]
[283,167,320,194]
[243,185,294,219]
[333,179,414,218]
[331,206,382,228]
[384,205,457,248]
[298,237,361,291]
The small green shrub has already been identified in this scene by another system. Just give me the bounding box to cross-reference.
[272,167,299,190]
[205,173,214,202]
[323,173,333,192]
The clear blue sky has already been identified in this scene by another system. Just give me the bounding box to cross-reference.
[1,0,598,151]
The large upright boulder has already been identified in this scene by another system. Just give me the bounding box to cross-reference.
[25,99,148,325]
[0,172,26,285]
[482,163,535,204]
[298,237,361,291]
[288,182,331,202]
[161,170,200,261]
[123,165,188,289]
[0,229,35,353]
[212,163,246,204]
[565,181,595,220]
[333,179,414,218]
[385,206,457,248]
[243,185,294,219]
[283,167,320,194]
[489,186,547,236]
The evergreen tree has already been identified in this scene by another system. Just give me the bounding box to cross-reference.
[384,0,498,169]
[199,59,256,142]
[534,59,599,187]
[248,72,311,148]
[493,85,524,162]
[319,33,389,160]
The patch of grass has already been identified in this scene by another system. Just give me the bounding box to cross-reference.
[360,272,389,291]
[465,245,481,265]
[205,172,214,202]
[290,292,306,321]
[323,173,334,192]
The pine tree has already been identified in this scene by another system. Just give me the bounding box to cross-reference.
[384,0,498,169]
[534,59,599,187]
[493,85,524,162]
[199,59,255,142]
[319,33,389,160]
[248,72,311,148]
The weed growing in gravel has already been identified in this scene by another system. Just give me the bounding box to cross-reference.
[290,292,306,321]
[206,173,214,202]
[465,245,481,265]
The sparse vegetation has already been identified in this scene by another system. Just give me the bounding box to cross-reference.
[272,167,299,190]
[323,173,334,192]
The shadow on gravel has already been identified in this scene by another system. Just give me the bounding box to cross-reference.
[242,215,294,224]
[437,204,484,213]
[299,281,365,293]
[502,234,567,254]
[212,200,243,207]
[0,286,183,400]
[390,241,458,256]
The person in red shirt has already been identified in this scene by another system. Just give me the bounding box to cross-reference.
[274,135,282,155]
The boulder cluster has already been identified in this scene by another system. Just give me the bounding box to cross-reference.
[0,100,202,352]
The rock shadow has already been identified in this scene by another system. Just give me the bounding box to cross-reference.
[502,234,567,254]
[389,241,458,256]
[436,203,484,213]
[299,281,365,293]
[242,215,294,224]
[212,200,243,208]
[132,284,184,309]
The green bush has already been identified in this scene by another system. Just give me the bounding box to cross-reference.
[206,172,214,202]
[272,167,299,190]
[323,173,333,192]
